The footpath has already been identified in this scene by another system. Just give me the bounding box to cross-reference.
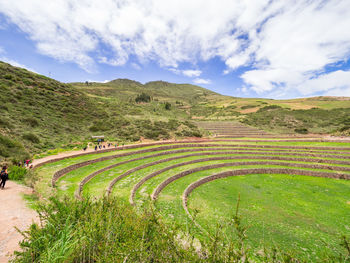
[0,181,38,263]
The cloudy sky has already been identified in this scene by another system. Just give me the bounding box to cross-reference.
[0,0,350,98]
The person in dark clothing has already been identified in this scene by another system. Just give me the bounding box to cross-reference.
[0,166,9,189]
[95,145,97,151]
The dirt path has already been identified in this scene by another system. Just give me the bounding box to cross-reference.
[0,181,38,263]
[32,148,97,167]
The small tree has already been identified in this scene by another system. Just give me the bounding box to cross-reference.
[135,93,151,103]
[164,102,171,110]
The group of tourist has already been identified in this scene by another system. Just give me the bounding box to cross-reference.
[17,159,33,169]
[0,166,8,189]
[93,142,118,151]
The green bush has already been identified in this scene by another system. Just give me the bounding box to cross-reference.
[24,117,39,127]
[12,197,199,263]
[8,165,27,181]
[294,128,309,134]
[241,104,256,110]
[257,105,282,112]
[23,133,40,143]
[164,102,171,110]
[12,197,350,262]
[135,93,151,103]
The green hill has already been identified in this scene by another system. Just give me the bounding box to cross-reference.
[1,60,350,162]
[0,61,105,161]
[0,62,203,162]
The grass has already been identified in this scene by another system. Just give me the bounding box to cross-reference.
[188,173,350,261]
[26,138,350,262]
[34,141,350,199]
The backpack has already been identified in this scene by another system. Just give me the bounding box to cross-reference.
[0,170,8,180]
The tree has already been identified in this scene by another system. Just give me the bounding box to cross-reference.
[164,102,171,110]
[135,93,151,103]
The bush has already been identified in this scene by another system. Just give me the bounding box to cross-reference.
[8,165,27,181]
[164,102,171,110]
[294,128,308,134]
[135,93,151,103]
[89,121,112,132]
[241,104,256,110]
[23,133,40,143]
[12,197,349,262]
[12,197,199,263]
[24,117,39,127]
[257,105,283,112]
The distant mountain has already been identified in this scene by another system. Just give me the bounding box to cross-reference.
[72,78,222,105]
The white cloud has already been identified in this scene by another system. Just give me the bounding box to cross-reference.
[87,79,110,83]
[1,57,38,73]
[296,70,350,96]
[0,0,349,96]
[131,63,142,70]
[181,69,202,77]
[193,78,211,85]
[169,68,202,77]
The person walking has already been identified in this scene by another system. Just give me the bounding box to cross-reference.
[0,166,9,189]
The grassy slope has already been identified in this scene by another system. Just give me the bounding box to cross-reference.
[0,62,203,161]
[0,61,104,161]
[1,60,349,161]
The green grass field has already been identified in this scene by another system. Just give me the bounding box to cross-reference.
[33,137,350,261]
[188,173,350,260]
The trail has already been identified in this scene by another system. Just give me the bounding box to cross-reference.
[32,147,97,167]
[0,181,38,263]
[32,138,205,168]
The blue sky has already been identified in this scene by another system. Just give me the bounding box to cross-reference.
[1,0,350,99]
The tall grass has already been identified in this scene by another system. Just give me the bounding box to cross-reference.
[12,197,350,263]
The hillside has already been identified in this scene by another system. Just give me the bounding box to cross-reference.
[73,79,350,136]
[1,61,350,162]
[0,62,202,162]
[0,61,103,162]
[73,79,222,104]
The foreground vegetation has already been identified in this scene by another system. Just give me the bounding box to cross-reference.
[13,197,350,263]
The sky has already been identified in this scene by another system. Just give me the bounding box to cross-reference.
[0,0,350,99]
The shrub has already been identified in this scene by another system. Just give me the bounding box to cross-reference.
[135,93,151,103]
[257,105,283,112]
[8,165,27,181]
[89,121,112,132]
[12,197,199,262]
[164,102,171,110]
[12,196,349,262]
[24,117,39,127]
[241,104,256,110]
[4,73,14,80]
[294,128,308,134]
[22,133,40,143]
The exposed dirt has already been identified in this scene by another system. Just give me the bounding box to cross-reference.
[0,181,38,263]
